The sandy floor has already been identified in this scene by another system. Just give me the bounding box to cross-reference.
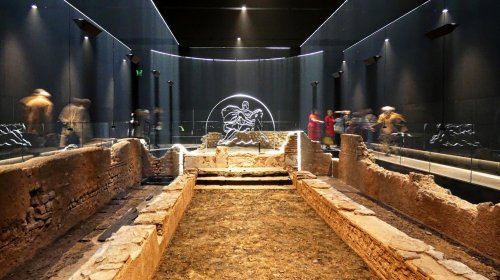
[154,189,377,280]
[319,177,499,280]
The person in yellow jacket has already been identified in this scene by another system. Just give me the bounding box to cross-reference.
[377,106,408,155]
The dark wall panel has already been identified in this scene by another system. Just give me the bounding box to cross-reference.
[0,0,132,138]
[340,0,500,157]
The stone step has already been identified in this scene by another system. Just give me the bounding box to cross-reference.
[196,176,292,186]
[195,184,295,190]
[197,167,289,177]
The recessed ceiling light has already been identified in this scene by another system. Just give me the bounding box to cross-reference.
[237,37,241,41]
[342,60,346,63]
[31,4,37,9]
[385,38,389,42]
[241,5,246,11]
[442,8,448,13]
[84,36,89,40]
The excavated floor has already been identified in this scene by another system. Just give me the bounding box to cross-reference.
[154,189,377,280]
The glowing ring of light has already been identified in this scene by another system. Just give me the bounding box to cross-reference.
[205,93,276,137]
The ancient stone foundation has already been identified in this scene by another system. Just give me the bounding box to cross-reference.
[337,134,500,262]
[70,172,197,280]
[293,171,489,280]
[0,139,184,279]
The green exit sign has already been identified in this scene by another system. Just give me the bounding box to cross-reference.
[136,69,143,77]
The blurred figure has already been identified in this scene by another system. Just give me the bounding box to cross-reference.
[324,109,335,149]
[334,110,350,147]
[79,99,92,144]
[307,109,323,141]
[362,108,377,149]
[58,98,92,147]
[377,106,408,155]
[20,89,53,136]
[133,109,151,142]
[346,111,363,135]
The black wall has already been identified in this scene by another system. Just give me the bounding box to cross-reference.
[300,0,428,124]
[0,0,131,137]
[341,0,500,158]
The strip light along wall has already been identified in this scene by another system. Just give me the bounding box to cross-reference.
[342,0,431,53]
[300,0,349,48]
[189,47,292,50]
[149,0,179,46]
[151,49,323,62]
[63,0,131,51]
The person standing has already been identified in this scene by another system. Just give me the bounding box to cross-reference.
[377,106,408,155]
[324,109,335,148]
[20,89,54,136]
[307,109,323,141]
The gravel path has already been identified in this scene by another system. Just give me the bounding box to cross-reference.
[154,189,377,280]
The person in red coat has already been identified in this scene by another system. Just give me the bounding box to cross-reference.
[307,109,323,141]
[324,109,335,148]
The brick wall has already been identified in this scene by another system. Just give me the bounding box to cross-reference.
[338,134,500,261]
[0,139,143,278]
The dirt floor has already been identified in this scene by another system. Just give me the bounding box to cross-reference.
[319,177,499,280]
[154,189,377,280]
[1,184,163,280]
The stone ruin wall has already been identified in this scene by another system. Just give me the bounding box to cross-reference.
[337,134,500,261]
[142,146,182,178]
[299,132,333,176]
[200,131,290,149]
[0,139,145,278]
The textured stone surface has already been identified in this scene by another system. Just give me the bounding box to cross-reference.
[438,259,475,275]
[338,134,500,261]
[0,139,144,278]
[294,175,486,280]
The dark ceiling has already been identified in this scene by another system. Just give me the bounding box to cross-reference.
[153,0,344,48]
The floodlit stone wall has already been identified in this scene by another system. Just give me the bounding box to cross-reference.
[0,139,143,278]
[199,131,290,149]
[299,132,332,176]
[338,134,500,262]
[293,171,489,280]
[184,146,285,169]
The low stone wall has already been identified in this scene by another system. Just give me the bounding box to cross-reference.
[185,146,285,169]
[199,131,290,149]
[299,132,332,176]
[293,171,488,280]
[142,146,182,177]
[338,134,500,262]
[0,139,143,278]
[70,171,197,280]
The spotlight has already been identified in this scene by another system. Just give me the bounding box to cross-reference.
[332,71,343,79]
[84,36,89,40]
[123,59,126,62]
[237,37,241,41]
[385,38,389,42]
[126,53,141,64]
[31,4,37,9]
[342,60,346,63]
[442,8,448,13]
[241,5,246,11]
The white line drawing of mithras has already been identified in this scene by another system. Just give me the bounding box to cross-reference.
[218,100,265,145]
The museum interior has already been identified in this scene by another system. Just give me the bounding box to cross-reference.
[0,0,498,279]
